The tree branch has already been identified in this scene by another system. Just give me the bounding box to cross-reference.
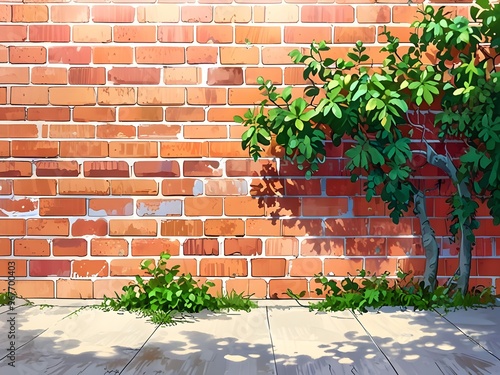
[413,190,439,291]
[425,141,472,294]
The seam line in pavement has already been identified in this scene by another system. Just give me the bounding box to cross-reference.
[436,309,500,363]
[349,310,400,375]
[119,321,161,375]
[266,306,279,375]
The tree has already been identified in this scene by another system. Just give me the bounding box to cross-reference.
[236,1,500,295]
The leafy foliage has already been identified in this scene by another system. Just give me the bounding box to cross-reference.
[0,292,12,305]
[287,270,497,313]
[237,2,500,233]
[102,253,257,324]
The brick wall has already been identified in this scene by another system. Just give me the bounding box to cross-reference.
[0,0,497,299]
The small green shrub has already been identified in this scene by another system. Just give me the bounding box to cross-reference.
[0,291,12,305]
[102,253,257,324]
[287,269,497,313]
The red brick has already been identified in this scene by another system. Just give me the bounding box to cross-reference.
[0,107,26,120]
[346,237,386,256]
[9,46,46,64]
[96,125,136,139]
[93,46,132,64]
[269,279,308,299]
[0,161,32,177]
[226,159,278,177]
[183,161,221,177]
[184,125,227,139]
[370,218,413,236]
[226,279,267,299]
[110,219,157,236]
[158,25,194,43]
[214,5,251,23]
[73,25,112,43]
[48,124,93,139]
[197,25,233,43]
[184,197,222,216]
[324,258,363,277]
[183,238,218,256]
[162,179,203,196]
[182,5,212,22]
[108,67,160,85]
[109,142,157,158]
[51,5,89,23]
[14,239,49,256]
[10,86,49,105]
[0,181,12,196]
[97,87,135,105]
[110,259,153,277]
[0,25,27,42]
[301,5,354,22]
[83,161,130,177]
[13,179,56,196]
[3,280,54,298]
[283,219,323,236]
[164,67,201,85]
[27,107,70,121]
[246,218,281,236]
[290,258,322,277]
[224,238,262,256]
[365,258,398,276]
[29,25,70,42]
[325,218,369,236]
[119,107,163,122]
[165,107,205,122]
[138,4,180,23]
[220,46,259,65]
[186,46,219,64]
[138,87,185,105]
[334,26,375,44]
[161,219,203,236]
[136,199,182,217]
[136,46,185,64]
[138,124,181,139]
[387,237,423,256]
[88,198,134,217]
[58,280,92,300]
[302,198,349,217]
[236,26,281,44]
[357,5,391,23]
[134,161,179,177]
[0,67,29,84]
[132,239,180,256]
[35,161,79,177]
[114,25,156,43]
[72,219,108,236]
[73,260,108,278]
[12,5,48,23]
[187,87,226,105]
[53,238,87,257]
[200,259,247,277]
[58,179,110,195]
[30,260,70,277]
[27,218,69,236]
[49,87,95,106]
[160,141,208,158]
[111,180,158,196]
[301,238,343,256]
[28,67,69,85]
[0,259,25,277]
[39,198,86,216]
[92,5,135,23]
[91,238,128,257]
[284,26,331,44]
[265,238,298,256]
[68,67,106,85]
[74,107,116,122]
[205,219,245,236]
[12,141,59,158]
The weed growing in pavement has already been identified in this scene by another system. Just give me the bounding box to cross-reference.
[287,269,497,314]
[100,252,257,325]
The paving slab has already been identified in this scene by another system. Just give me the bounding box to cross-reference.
[121,308,275,375]
[355,307,500,375]
[440,307,500,358]
[0,308,157,375]
[0,305,77,362]
[268,307,396,375]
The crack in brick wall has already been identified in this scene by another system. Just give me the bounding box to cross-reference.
[0,0,498,299]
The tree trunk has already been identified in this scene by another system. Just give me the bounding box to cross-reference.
[413,190,439,291]
[425,142,473,295]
